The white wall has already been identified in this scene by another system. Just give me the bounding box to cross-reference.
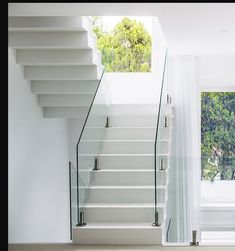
[196,55,235,91]
[201,181,235,202]
[8,48,70,243]
[68,118,83,166]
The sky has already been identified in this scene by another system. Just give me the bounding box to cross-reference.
[100,16,152,34]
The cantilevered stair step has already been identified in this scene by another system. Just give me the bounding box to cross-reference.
[110,104,174,116]
[31,80,99,94]
[38,94,93,107]
[9,31,96,49]
[73,223,163,244]
[16,49,101,66]
[82,127,171,140]
[83,203,166,223]
[109,115,173,127]
[89,169,169,186]
[83,185,167,204]
[8,16,92,32]
[24,65,103,80]
[43,106,89,118]
[78,153,170,170]
[78,140,170,155]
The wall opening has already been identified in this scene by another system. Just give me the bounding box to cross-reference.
[92,16,152,72]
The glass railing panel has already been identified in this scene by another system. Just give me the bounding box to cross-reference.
[69,161,78,239]
[153,49,169,227]
[165,155,235,245]
[166,156,201,244]
[75,70,110,225]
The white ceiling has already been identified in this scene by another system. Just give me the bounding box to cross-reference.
[8,3,235,55]
[155,3,235,55]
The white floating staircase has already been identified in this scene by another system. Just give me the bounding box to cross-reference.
[73,104,174,244]
[8,16,103,118]
[9,16,174,245]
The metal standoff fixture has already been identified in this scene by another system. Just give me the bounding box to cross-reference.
[164,116,169,127]
[160,158,165,170]
[77,211,87,226]
[190,230,199,246]
[93,157,100,171]
[105,116,110,128]
[167,94,172,104]
[152,211,161,227]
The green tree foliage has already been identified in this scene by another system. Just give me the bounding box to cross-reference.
[92,16,104,39]
[92,17,151,72]
[201,92,235,181]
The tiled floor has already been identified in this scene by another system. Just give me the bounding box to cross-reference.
[8,244,235,251]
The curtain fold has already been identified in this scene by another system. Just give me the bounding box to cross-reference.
[171,56,201,242]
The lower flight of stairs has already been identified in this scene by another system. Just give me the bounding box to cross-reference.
[72,104,173,244]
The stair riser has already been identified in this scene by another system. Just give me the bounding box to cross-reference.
[110,116,156,127]
[77,155,169,171]
[44,107,89,118]
[31,80,99,94]
[97,156,170,170]
[16,49,100,65]
[84,207,165,223]
[91,171,168,186]
[24,65,102,80]
[9,31,96,49]
[77,155,154,170]
[110,104,173,116]
[82,127,171,140]
[78,141,169,154]
[73,227,163,244]
[38,94,93,107]
[110,116,173,127]
[87,188,167,203]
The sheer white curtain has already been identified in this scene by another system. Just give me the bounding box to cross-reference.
[170,56,201,242]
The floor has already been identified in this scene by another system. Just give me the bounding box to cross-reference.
[8,244,235,251]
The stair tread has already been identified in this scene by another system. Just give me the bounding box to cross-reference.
[78,153,170,156]
[90,169,156,172]
[85,126,173,129]
[74,222,162,229]
[80,139,169,142]
[85,185,167,189]
[84,202,165,208]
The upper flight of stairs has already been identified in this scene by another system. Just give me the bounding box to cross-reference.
[8,16,103,118]
[73,104,174,244]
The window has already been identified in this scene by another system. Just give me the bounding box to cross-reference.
[200,92,235,244]
[201,92,235,181]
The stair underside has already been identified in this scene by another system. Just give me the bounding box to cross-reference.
[9,16,104,118]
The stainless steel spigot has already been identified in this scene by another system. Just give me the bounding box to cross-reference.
[93,157,100,170]
[77,211,87,226]
[190,230,199,246]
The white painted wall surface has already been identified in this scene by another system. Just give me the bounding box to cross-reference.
[106,73,156,104]
[196,55,235,91]
[68,118,83,165]
[8,48,70,243]
[201,181,235,202]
